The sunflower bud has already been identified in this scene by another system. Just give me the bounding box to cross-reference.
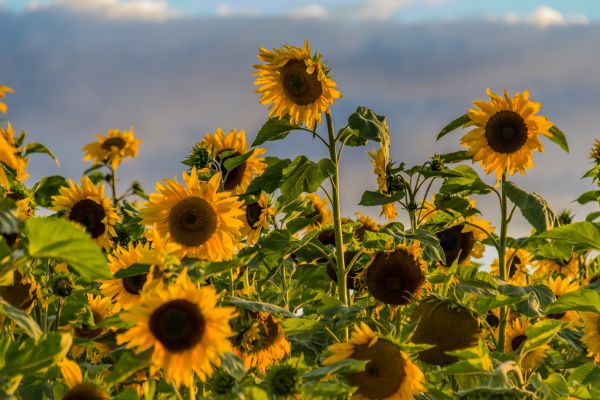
[182,145,211,170]
[557,209,574,226]
[431,155,444,171]
[208,370,237,396]
[267,364,301,398]
[386,174,405,194]
[53,277,73,297]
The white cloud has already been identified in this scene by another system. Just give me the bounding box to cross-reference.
[28,0,178,21]
[288,3,328,19]
[503,5,589,28]
[215,4,259,18]
[339,0,412,20]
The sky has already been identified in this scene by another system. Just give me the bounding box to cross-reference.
[1,0,599,242]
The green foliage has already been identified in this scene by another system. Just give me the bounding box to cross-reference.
[544,289,600,314]
[0,299,42,340]
[280,156,335,199]
[0,333,71,377]
[504,181,556,233]
[547,125,570,153]
[32,175,67,208]
[539,221,600,251]
[347,106,390,145]
[439,165,493,195]
[252,117,300,146]
[436,114,470,140]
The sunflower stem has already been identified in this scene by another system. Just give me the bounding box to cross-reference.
[281,264,289,310]
[325,112,348,341]
[109,164,118,206]
[497,172,509,352]
[54,299,63,332]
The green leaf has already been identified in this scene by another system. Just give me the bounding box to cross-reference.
[577,190,600,205]
[499,284,554,317]
[32,175,67,208]
[246,157,292,194]
[521,319,566,355]
[252,117,299,146]
[221,352,246,380]
[0,199,21,235]
[23,142,60,166]
[436,114,470,141]
[201,251,257,277]
[504,181,556,233]
[445,341,493,374]
[544,289,600,314]
[0,300,42,340]
[280,157,335,199]
[113,263,150,279]
[222,149,255,172]
[539,222,600,252]
[439,165,492,195]
[106,350,151,385]
[358,190,405,206]
[439,150,470,164]
[543,373,569,399]
[548,126,570,153]
[472,293,528,314]
[229,297,295,318]
[302,359,367,379]
[347,106,390,145]
[337,126,367,147]
[24,218,111,280]
[570,363,600,386]
[0,332,72,376]
[281,318,324,335]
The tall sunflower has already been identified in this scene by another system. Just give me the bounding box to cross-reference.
[253,40,342,129]
[582,313,600,362]
[367,148,398,221]
[201,128,266,193]
[242,192,274,245]
[82,128,142,170]
[436,216,494,267]
[117,271,236,388]
[461,89,553,179]
[505,318,548,370]
[51,176,118,249]
[141,169,244,261]
[323,323,426,400]
[58,358,109,400]
[0,84,13,113]
[0,122,28,188]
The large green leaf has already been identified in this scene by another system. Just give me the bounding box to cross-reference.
[23,142,60,166]
[499,284,554,317]
[302,359,367,379]
[538,222,600,252]
[280,156,335,199]
[504,181,556,233]
[229,297,295,318]
[0,332,72,376]
[439,165,492,195]
[106,350,151,385]
[32,175,67,208]
[252,117,299,146]
[347,106,390,145]
[246,157,292,194]
[544,289,600,314]
[0,300,42,340]
[521,319,566,355]
[445,341,493,374]
[436,114,470,141]
[0,199,21,235]
[24,218,111,280]
[576,190,600,205]
[547,126,570,153]
[358,190,405,206]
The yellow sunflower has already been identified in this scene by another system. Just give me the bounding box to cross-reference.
[82,128,142,170]
[58,358,109,400]
[141,169,244,261]
[233,311,291,373]
[0,270,40,312]
[200,128,266,194]
[546,276,580,323]
[461,89,553,179]
[51,177,118,248]
[305,193,333,230]
[0,122,28,187]
[505,318,548,370]
[323,323,426,400]
[0,84,13,113]
[437,216,495,267]
[73,294,115,340]
[117,271,236,388]
[242,192,274,245]
[254,40,342,129]
[581,313,600,362]
[491,248,532,285]
[533,256,579,279]
[367,148,398,221]
[590,138,600,162]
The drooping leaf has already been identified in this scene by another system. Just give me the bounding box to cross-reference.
[252,117,299,146]
[0,332,72,376]
[358,190,405,206]
[337,126,367,147]
[576,190,600,205]
[544,289,600,314]
[229,297,295,318]
[436,114,470,141]
[504,181,556,233]
[539,222,600,252]
[0,300,42,340]
[499,284,554,317]
[547,125,570,153]
[280,156,335,199]
[22,142,60,166]
[347,106,390,145]
[32,175,67,208]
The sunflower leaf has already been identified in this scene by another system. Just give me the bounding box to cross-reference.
[0,198,21,235]
[113,263,151,278]
[436,114,470,141]
[252,117,300,146]
[105,350,151,385]
[22,142,60,166]
[576,190,600,205]
[0,332,72,377]
[521,319,566,355]
[538,222,600,252]
[32,175,68,208]
[302,359,367,379]
[246,157,292,194]
[547,126,570,153]
[0,300,43,340]
[222,149,255,172]
[544,289,600,314]
[439,165,492,195]
[347,106,390,145]
[280,156,335,199]
[358,190,404,206]
[229,297,295,318]
[504,181,556,233]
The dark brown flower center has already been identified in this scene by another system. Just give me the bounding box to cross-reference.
[366,250,425,305]
[69,199,106,239]
[75,310,104,339]
[511,334,527,351]
[220,151,247,191]
[280,59,323,106]
[485,110,528,154]
[436,225,475,266]
[245,202,264,228]
[122,274,147,295]
[508,256,522,278]
[101,137,126,151]
[0,271,35,310]
[346,340,406,399]
[486,311,500,328]
[149,299,205,353]
[62,383,106,400]
[168,196,217,247]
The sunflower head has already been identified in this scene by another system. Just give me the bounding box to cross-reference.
[582,313,600,362]
[505,318,549,370]
[0,270,39,311]
[367,148,399,221]
[305,193,333,230]
[58,358,109,400]
[491,248,532,285]
[82,128,142,170]
[74,294,115,339]
[254,40,342,129]
[436,225,475,267]
[365,241,427,306]
[461,89,553,179]
[0,122,29,187]
[546,276,579,321]
[243,192,274,245]
[590,138,600,163]
[0,84,14,113]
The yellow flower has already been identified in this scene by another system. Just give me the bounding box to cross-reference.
[58,358,109,400]
[437,216,495,267]
[582,313,600,362]
[82,128,142,170]
[117,271,236,388]
[74,294,115,340]
[51,176,119,249]
[200,128,266,194]
[141,169,244,261]
[491,248,532,285]
[242,192,274,245]
[533,257,579,279]
[505,319,548,370]
[324,323,426,400]
[254,40,342,129]
[0,270,40,312]
[0,84,14,114]
[305,193,332,230]
[461,89,553,179]
[0,122,28,187]
[546,276,580,323]
[367,148,397,221]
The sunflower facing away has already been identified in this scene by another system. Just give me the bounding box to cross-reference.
[201,128,266,193]
[323,323,425,400]
[117,271,236,388]
[367,148,398,221]
[141,169,244,261]
[58,358,109,400]
[491,247,532,286]
[461,89,553,179]
[505,318,548,370]
[582,313,600,362]
[0,84,13,113]
[242,192,274,245]
[82,128,142,170]
[51,176,118,248]
[305,192,333,230]
[254,40,342,129]
[0,122,28,188]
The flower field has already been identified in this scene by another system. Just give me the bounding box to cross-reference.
[1,41,600,399]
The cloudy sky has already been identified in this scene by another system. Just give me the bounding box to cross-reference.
[1,0,599,239]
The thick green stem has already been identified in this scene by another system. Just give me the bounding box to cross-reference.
[109,165,118,206]
[281,264,289,310]
[497,172,509,351]
[325,112,348,339]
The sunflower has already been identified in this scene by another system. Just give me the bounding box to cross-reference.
[74,294,115,340]
[533,256,579,279]
[0,84,13,113]
[200,128,266,193]
[410,299,482,365]
[590,138,600,163]
[436,216,494,267]
[367,148,398,221]
[0,270,40,312]
[82,128,142,170]
[242,192,274,245]
[58,358,109,400]
[491,248,532,285]
[141,169,244,261]
[51,176,118,249]
[0,122,28,187]
[323,323,425,400]
[505,318,548,370]
[117,271,236,388]
[254,40,341,129]
[305,193,333,230]
[363,241,427,306]
[354,212,378,240]
[581,313,600,362]
[233,311,291,372]
[546,276,580,322]
[461,89,553,179]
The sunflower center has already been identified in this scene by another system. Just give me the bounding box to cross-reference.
[509,256,521,278]
[280,59,323,106]
[346,340,406,399]
[62,383,106,400]
[245,202,263,228]
[149,299,205,353]
[122,274,147,295]
[511,334,527,351]
[436,225,475,266]
[219,151,247,191]
[485,110,528,154]
[0,272,34,310]
[366,250,425,305]
[69,199,106,239]
[101,137,126,151]
[75,310,104,339]
[168,196,217,247]
[486,311,500,328]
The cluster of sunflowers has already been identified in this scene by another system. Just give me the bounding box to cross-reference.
[1,41,600,400]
